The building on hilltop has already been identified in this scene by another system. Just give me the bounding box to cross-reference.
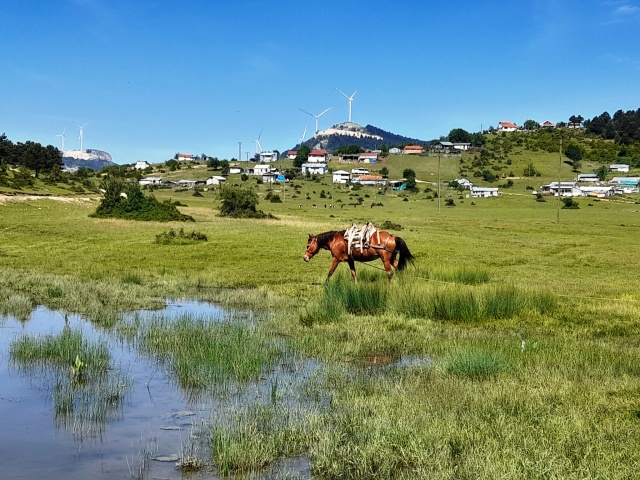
[498,121,518,132]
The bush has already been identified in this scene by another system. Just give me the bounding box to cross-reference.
[561,197,580,209]
[91,177,194,222]
[218,185,273,218]
[155,228,208,245]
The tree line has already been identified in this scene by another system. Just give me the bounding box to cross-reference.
[0,133,63,178]
[583,109,640,145]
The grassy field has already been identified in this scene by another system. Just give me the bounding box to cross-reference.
[2,152,640,478]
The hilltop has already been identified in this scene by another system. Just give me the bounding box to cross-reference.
[295,122,428,152]
[62,149,116,171]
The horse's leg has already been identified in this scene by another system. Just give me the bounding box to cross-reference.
[382,255,394,280]
[326,257,341,281]
[347,258,357,283]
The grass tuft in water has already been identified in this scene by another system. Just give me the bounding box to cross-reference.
[138,315,282,394]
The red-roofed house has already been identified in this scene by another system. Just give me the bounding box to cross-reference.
[403,145,423,155]
[287,150,297,160]
[308,149,329,163]
[177,153,194,161]
[541,120,555,128]
[498,121,518,132]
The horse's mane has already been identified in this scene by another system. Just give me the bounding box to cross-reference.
[315,230,342,248]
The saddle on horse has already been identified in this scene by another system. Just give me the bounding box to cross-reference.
[345,222,381,253]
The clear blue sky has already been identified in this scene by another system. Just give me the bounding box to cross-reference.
[2,0,639,164]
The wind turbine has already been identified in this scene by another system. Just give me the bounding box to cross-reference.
[255,128,264,154]
[337,89,357,123]
[76,122,87,152]
[56,127,66,151]
[300,125,307,144]
[299,107,332,134]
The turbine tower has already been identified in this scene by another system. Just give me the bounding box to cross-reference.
[56,127,66,151]
[337,89,357,123]
[300,125,307,144]
[299,107,332,134]
[76,122,87,152]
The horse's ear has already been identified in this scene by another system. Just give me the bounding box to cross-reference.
[308,233,312,239]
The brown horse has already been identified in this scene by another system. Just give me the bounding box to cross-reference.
[303,230,415,282]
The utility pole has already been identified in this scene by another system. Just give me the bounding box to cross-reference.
[438,151,441,213]
[237,142,242,162]
[557,134,563,224]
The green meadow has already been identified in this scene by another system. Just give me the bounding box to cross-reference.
[2,147,640,478]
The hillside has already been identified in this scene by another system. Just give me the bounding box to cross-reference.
[62,149,116,171]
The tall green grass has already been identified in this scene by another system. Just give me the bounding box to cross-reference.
[136,315,282,394]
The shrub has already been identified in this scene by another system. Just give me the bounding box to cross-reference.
[155,228,208,245]
[218,185,272,219]
[91,177,194,222]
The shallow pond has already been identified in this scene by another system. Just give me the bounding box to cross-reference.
[0,301,316,479]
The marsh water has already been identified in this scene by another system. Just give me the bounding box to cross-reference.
[0,301,315,479]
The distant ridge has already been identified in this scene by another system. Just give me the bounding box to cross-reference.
[62,149,116,171]
[292,122,428,153]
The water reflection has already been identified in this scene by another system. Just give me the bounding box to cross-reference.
[0,300,320,480]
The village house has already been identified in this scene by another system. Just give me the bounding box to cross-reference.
[580,186,613,197]
[358,152,378,163]
[540,120,555,128]
[539,181,582,197]
[403,145,423,155]
[339,153,360,163]
[308,149,329,163]
[471,186,499,198]
[287,150,297,160]
[609,164,630,173]
[177,153,194,161]
[609,177,639,194]
[134,161,150,170]
[229,166,244,174]
[453,143,471,151]
[301,163,329,175]
[577,173,599,183]
[205,176,226,186]
[389,147,402,155]
[498,121,518,132]
[351,174,386,186]
[332,170,351,184]
[352,167,370,175]
[138,177,163,186]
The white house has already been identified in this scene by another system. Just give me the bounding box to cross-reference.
[287,150,297,160]
[134,161,150,170]
[229,166,244,174]
[454,178,473,190]
[301,163,328,175]
[308,149,329,163]
[471,186,499,198]
[540,120,555,128]
[177,153,194,161]
[333,170,351,184]
[206,176,227,186]
[580,186,613,197]
[138,177,163,186]
[609,164,630,173]
[453,143,471,151]
[352,168,369,175]
[539,181,582,196]
[498,121,518,132]
[252,164,274,175]
[577,173,599,183]
[389,147,402,155]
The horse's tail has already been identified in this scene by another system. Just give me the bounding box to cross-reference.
[394,236,415,271]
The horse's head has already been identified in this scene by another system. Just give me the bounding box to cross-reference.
[304,234,320,262]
